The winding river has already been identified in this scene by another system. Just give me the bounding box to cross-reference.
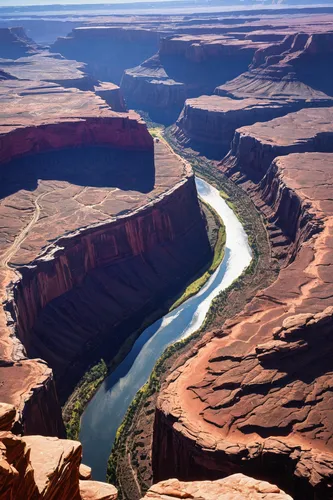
[79,177,252,480]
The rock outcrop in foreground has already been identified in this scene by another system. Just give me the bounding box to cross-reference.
[142,475,292,499]
[0,404,118,499]
[154,130,333,496]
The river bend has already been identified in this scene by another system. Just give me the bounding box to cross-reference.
[80,177,252,480]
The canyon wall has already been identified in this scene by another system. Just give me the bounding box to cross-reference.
[220,107,333,185]
[174,95,299,158]
[51,27,161,85]
[153,111,333,499]
[0,115,151,165]
[173,32,333,159]
[121,35,266,123]
[10,170,211,400]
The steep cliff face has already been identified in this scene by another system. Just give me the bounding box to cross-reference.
[153,150,333,499]
[94,83,126,112]
[51,27,161,85]
[220,107,333,183]
[121,35,266,122]
[0,404,118,499]
[174,95,300,158]
[218,32,333,101]
[0,115,151,165]
[10,169,210,400]
[141,475,292,499]
[121,54,186,123]
[0,27,36,59]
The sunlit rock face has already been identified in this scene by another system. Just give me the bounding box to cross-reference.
[0,404,118,499]
[141,475,293,500]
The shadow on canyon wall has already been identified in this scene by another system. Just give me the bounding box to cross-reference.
[0,146,155,199]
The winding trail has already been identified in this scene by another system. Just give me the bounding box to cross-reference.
[0,186,49,269]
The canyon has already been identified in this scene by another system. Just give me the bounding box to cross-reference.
[1,5,333,500]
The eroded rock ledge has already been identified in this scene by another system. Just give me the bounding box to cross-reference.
[141,475,292,499]
[0,403,118,499]
[153,145,333,498]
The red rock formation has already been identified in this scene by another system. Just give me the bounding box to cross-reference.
[0,404,118,499]
[220,107,333,184]
[153,150,333,499]
[141,475,292,499]
[80,481,118,500]
[217,32,333,101]
[174,95,300,158]
[121,35,267,122]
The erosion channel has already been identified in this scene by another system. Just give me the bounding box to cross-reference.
[79,176,252,481]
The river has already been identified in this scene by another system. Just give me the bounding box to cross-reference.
[79,177,252,480]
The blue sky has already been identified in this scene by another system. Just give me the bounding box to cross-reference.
[0,0,170,5]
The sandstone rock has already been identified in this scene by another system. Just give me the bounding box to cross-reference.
[121,35,267,122]
[52,26,160,84]
[220,107,333,184]
[142,474,292,499]
[0,404,16,432]
[23,435,82,499]
[217,32,333,101]
[94,82,126,112]
[80,480,118,500]
[0,408,118,499]
[79,463,92,480]
[0,49,211,428]
[0,51,97,91]
[174,95,299,158]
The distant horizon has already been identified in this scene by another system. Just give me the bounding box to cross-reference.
[1,0,180,6]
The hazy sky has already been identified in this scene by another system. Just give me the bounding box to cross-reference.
[0,0,168,5]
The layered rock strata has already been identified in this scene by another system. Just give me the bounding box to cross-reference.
[0,404,118,499]
[121,35,267,121]
[141,474,292,499]
[153,148,333,498]
[174,31,333,158]
[220,107,333,184]
[0,74,211,432]
[174,95,300,158]
[217,32,333,101]
[0,52,97,92]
